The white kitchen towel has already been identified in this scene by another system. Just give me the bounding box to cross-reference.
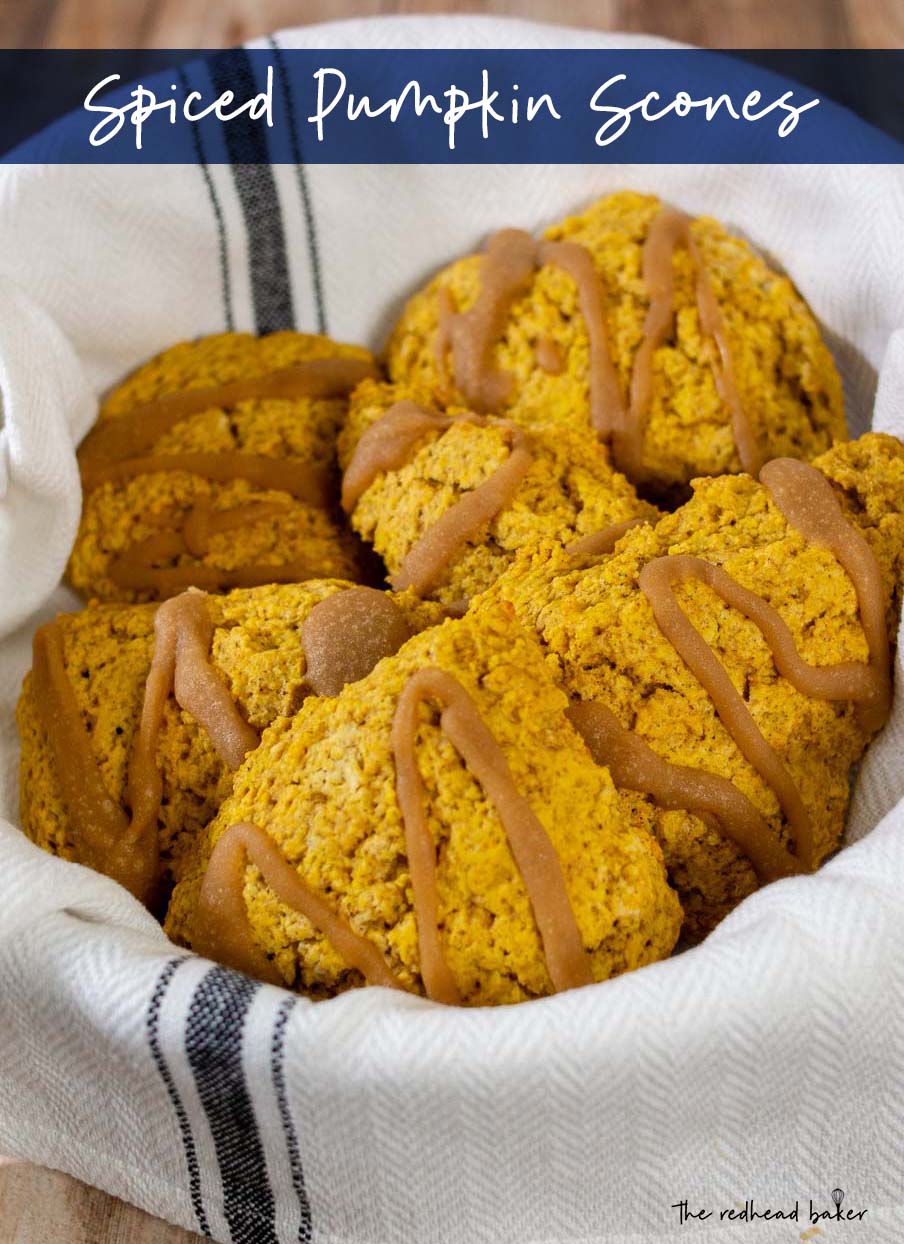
[0,16,903,1244]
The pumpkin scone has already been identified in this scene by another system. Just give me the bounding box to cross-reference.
[477,433,904,941]
[69,331,379,603]
[17,581,441,907]
[336,377,656,605]
[165,604,682,1005]
[385,190,845,496]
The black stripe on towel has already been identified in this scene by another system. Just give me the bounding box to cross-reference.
[208,47,295,336]
[272,997,312,1243]
[267,35,327,335]
[147,956,211,1237]
[178,66,234,332]
[186,965,277,1244]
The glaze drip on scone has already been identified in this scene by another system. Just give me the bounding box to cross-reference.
[340,376,657,606]
[534,335,565,374]
[131,590,258,797]
[567,701,795,883]
[104,499,321,595]
[81,453,333,508]
[435,229,538,411]
[77,355,376,596]
[341,400,451,512]
[571,458,891,876]
[638,554,816,868]
[17,581,450,900]
[342,400,534,595]
[186,664,598,1004]
[436,208,758,481]
[566,516,650,559]
[760,458,891,732]
[301,587,412,697]
[31,621,158,902]
[193,821,404,989]
[79,356,377,461]
[31,590,258,904]
[108,554,321,597]
[391,424,532,594]
[181,500,290,557]
[537,239,624,439]
[626,209,758,479]
[391,667,594,1005]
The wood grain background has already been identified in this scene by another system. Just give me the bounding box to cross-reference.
[2,0,903,50]
[0,1,900,1241]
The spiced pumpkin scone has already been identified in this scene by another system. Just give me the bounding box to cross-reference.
[68,332,379,603]
[16,581,440,906]
[477,432,904,940]
[165,604,682,1004]
[336,377,656,604]
[385,190,845,496]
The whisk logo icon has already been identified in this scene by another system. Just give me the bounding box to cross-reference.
[807,1186,868,1224]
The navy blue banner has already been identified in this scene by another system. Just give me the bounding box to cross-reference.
[5,49,902,165]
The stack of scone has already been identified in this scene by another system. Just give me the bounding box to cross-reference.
[17,191,904,1005]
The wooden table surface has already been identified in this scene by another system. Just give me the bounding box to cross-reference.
[0,0,900,1241]
[0,0,901,50]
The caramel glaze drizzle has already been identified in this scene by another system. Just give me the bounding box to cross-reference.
[640,554,815,871]
[391,667,594,1005]
[31,621,156,902]
[125,591,259,896]
[342,400,533,596]
[301,587,412,697]
[435,229,539,412]
[436,210,757,480]
[567,701,797,883]
[534,336,565,375]
[130,590,259,800]
[109,554,322,598]
[436,233,622,434]
[565,516,650,559]
[341,400,449,513]
[188,665,593,1001]
[537,239,625,442]
[181,500,287,558]
[569,456,891,878]
[759,458,891,733]
[79,356,378,462]
[192,821,404,990]
[80,453,333,509]
[626,208,759,479]
[78,355,376,593]
[105,498,321,596]
[30,590,257,905]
